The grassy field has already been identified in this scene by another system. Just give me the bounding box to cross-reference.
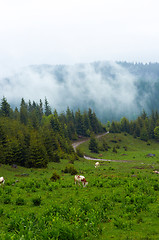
[0,133,159,239]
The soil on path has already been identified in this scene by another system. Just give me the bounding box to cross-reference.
[72,132,108,151]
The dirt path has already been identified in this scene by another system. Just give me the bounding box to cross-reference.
[72,132,108,151]
[72,139,89,151]
[72,132,131,163]
[83,155,130,162]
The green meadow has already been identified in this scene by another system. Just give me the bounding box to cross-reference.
[0,133,159,240]
[80,133,159,164]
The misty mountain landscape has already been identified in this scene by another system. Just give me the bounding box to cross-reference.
[2,1,159,239]
[1,61,159,122]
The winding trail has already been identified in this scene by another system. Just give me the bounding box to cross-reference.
[72,132,131,163]
[72,132,108,151]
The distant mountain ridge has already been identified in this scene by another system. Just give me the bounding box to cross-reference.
[1,61,159,122]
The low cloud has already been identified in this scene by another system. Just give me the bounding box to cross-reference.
[0,61,146,121]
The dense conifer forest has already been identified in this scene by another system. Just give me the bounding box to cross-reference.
[109,109,159,141]
[0,97,105,168]
[1,95,159,168]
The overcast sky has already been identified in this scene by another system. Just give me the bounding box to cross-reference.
[0,0,159,73]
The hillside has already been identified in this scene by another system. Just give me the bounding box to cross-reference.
[0,97,105,168]
[78,132,159,163]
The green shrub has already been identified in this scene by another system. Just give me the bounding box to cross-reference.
[4,187,12,194]
[68,154,77,164]
[123,145,128,151]
[103,141,110,151]
[116,144,120,149]
[76,148,84,157]
[15,197,25,205]
[0,208,4,216]
[50,172,60,181]
[110,139,118,143]
[153,183,159,191]
[32,196,41,206]
[62,165,78,175]
[112,146,117,153]
[3,196,11,204]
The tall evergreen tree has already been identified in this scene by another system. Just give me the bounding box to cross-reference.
[120,117,130,133]
[75,109,84,136]
[44,97,52,116]
[20,98,28,125]
[89,133,99,153]
[1,97,11,117]
[83,111,91,136]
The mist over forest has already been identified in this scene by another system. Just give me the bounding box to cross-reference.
[1,61,159,122]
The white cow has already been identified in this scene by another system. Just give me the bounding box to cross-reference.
[153,170,159,174]
[0,177,5,185]
[95,162,100,168]
[74,175,88,187]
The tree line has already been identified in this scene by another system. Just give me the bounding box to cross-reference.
[109,109,159,141]
[0,97,105,168]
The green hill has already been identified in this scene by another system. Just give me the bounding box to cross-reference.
[78,132,159,164]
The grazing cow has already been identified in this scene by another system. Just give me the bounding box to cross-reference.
[0,177,5,185]
[95,162,100,168]
[153,170,159,174]
[74,175,88,187]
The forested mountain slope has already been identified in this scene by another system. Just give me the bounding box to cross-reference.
[0,97,105,168]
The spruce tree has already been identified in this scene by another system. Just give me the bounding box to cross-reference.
[1,97,11,117]
[20,98,28,125]
[89,134,99,153]
[44,97,52,116]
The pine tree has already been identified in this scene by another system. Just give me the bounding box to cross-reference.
[140,126,149,141]
[66,107,77,139]
[0,123,7,163]
[1,97,11,117]
[13,107,20,120]
[83,111,91,136]
[26,131,48,168]
[44,97,52,116]
[154,126,159,141]
[120,117,130,133]
[89,134,99,153]
[20,98,28,125]
[75,109,84,136]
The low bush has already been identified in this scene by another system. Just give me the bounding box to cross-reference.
[112,146,117,153]
[50,172,60,181]
[123,145,128,151]
[76,148,84,157]
[32,196,41,206]
[0,208,4,216]
[62,165,78,175]
[3,196,11,204]
[15,197,25,205]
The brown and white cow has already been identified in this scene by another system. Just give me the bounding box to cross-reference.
[74,175,88,187]
[0,177,5,185]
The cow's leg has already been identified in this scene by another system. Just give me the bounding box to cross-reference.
[82,182,85,187]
